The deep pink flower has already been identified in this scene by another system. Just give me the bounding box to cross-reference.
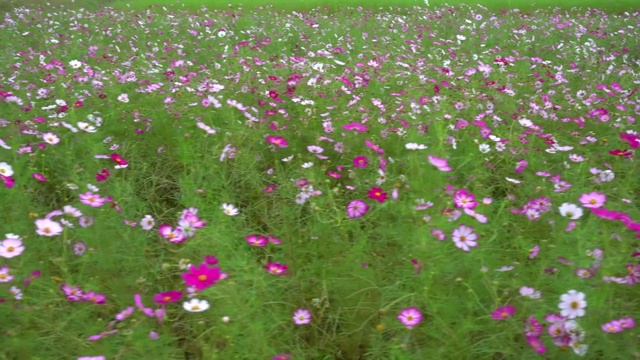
[265,261,288,276]
[32,173,47,182]
[453,189,477,209]
[246,234,268,247]
[368,187,388,203]
[266,135,288,148]
[491,305,516,320]
[428,154,452,171]
[353,155,369,168]
[182,264,221,290]
[153,291,183,305]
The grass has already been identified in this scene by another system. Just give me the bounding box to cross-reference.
[105,0,640,13]
[0,1,639,360]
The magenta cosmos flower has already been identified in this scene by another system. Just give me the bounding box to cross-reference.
[182,264,221,290]
[266,135,288,148]
[346,199,369,219]
[398,307,423,329]
[153,290,184,305]
[353,155,369,168]
[491,305,516,320]
[265,261,288,276]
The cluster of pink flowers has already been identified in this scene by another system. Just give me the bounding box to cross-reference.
[61,284,107,304]
[158,208,207,243]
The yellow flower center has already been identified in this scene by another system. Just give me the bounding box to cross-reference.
[570,301,579,309]
[198,275,207,281]
[164,296,171,302]
[6,246,14,252]
[43,227,51,234]
[192,305,200,311]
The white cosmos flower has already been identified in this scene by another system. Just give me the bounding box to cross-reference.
[221,203,239,216]
[77,122,97,133]
[558,203,583,219]
[559,290,586,319]
[301,162,314,168]
[69,60,82,69]
[0,162,14,177]
[183,298,210,312]
[478,144,491,153]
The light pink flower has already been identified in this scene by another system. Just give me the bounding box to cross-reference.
[452,224,478,252]
[579,192,606,209]
[35,218,64,237]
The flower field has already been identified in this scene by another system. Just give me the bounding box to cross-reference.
[0,2,639,359]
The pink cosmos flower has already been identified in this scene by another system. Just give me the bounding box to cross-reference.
[397,307,423,329]
[579,192,606,209]
[153,291,184,305]
[453,189,477,209]
[0,236,24,258]
[246,234,268,247]
[158,224,186,243]
[35,218,64,236]
[272,354,293,360]
[452,224,478,252]
[293,308,311,325]
[491,305,516,320]
[526,336,547,354]
[79,192,106,207]
[265,261,288,276]
[515,159,528,174]
[77,356,106,360]
[111,153,128,167]
[601,320,623,333]
[32,173,47,182]
[346,199,369,219]
[182,264,222,290]
[83,291,107,304]
[428,154,452,171]
[529,245,539,259]
[266,135,288,148]
[353,155,369,168]
[368,187,388,203]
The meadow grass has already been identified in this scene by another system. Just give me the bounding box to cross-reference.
[0,2,639,360]
[105,0,640,13]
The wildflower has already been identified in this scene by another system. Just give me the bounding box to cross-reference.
[182,264,222,290]
[353,155,369,168]
[0,162,14,177]
[79,192,106,207]
[73,241,87,256]
[367,187,388,203]
[559,290,587,319]
[265,261,288,276]
[427,154,452,171]
[153,291,183,305]
[520,286,542,299]
[491,305,516,320]
[272,354,293,360]
[221,203,239,216]
[529,245,539,259]
[453,189,477,209]
[183,299,210,312]
[266,135,288,148]
[0,236,24,258]
[526,336,547,354]
[84,292,107,304]
[158,225,186,243]
[293,308,312,325]
[601,320,623,333]
[397,307,423,329]
[0,266,13,282]
[578,192,606,209]
[346,200,369,219]
[77,356,106,360]
[452,224,478,252]
[35,218,64,236]
[246,234,268,247]
[558,203,583,219]
[140,215,155,230]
